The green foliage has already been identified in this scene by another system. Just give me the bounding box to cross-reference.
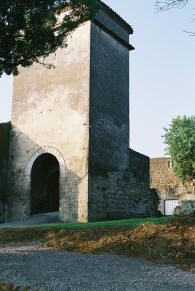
[0,0,100,77]
[163,115,195,182]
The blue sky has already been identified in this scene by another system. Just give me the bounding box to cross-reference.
[0,0,194,157]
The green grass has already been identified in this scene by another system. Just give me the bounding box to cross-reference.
[32,216,175,230]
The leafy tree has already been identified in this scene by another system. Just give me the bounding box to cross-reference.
[0,0,100,77]
[163,115,195,182]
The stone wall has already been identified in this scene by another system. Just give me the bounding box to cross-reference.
[96,3,131,43]
[150,157,195,214]
[0,122,10,222]
[174,200,195,216]
[89,21,130,173]
[129,149,150,187]
[87,16,158,221]
[88,170,158,221]
[88,150,159,221]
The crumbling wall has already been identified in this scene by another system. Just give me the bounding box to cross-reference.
[0,122,11,222]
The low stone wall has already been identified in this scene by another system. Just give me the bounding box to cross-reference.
[88,149,159,221]
[174,200,195,215]
[88,168,159,221]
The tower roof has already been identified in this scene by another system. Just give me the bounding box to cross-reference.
[60,1,133,35]
[100,1,133,34]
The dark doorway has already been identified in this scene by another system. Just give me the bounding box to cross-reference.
[30,153,59,215]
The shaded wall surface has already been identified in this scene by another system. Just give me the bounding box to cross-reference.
[88,11,158,221]
[89,20,130,173]
[129,149,150,187]
[88,13,130,221]
[88,149,159,221]
[0,122,10,222]
[96,6,130,43]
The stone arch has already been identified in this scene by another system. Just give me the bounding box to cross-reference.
[26,146,65,178]
[25,146,66,216]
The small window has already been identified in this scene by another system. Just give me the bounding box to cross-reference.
[168,161,174,168]
[169,185,173,192]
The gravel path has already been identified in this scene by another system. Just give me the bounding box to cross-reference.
[0,242,195,291]
[0,212,61,228]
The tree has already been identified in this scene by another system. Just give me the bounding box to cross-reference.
[163,116,195,182]
[0,0,100,77]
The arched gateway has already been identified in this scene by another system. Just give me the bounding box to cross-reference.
[30,153,59,214]
[26,147,65,216]
[0,5,157,224]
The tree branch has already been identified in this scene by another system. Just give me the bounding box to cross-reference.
[155,0,188,11]
[0,5,17,26]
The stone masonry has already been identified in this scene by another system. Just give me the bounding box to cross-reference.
[150,157,195,215]
[0,2,159,223]
[174,201,195,216]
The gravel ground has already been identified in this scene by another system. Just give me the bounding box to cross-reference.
[0,242,195,291]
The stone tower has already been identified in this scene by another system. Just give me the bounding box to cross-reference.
[0,3,158,223]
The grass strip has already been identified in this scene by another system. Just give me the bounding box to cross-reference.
[32,215,175,229]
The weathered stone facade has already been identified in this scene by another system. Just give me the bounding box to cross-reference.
[150,157,195,215]
[0,3,159,223]
[88,149,159,221]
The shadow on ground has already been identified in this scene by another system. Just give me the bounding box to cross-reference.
[0,211,61,228]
